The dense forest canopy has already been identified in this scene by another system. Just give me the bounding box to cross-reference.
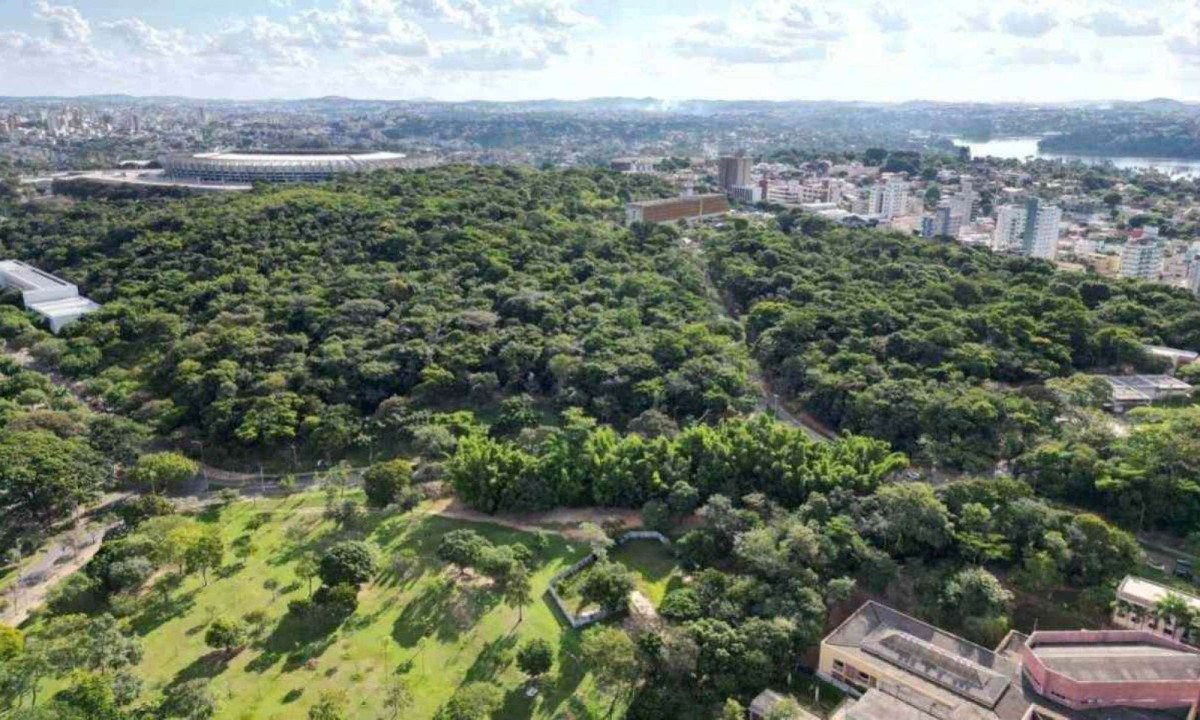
[704,220,1200,469]
[0,167,754,454]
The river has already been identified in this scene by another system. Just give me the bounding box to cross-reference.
[951,137,1200,179]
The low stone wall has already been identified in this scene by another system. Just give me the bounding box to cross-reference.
[547,530,671,629]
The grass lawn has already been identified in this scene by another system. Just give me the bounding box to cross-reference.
[109,491,619,719]
[608,540,684,606]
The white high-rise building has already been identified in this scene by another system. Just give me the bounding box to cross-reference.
[1120,238,1163,280]
[869,176,909,220]
[992,205,1027,252]
[991,200,1061,259]
[1021,198,1062,259]
[1187,252,1200,297]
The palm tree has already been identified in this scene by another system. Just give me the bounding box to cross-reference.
[1153,593,1194,639]
[504,563,533,625]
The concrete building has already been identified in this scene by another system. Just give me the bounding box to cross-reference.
[1189,253,1200,298]
[870,177,909,220]
[717,155,751,191]
[0,260,101,333]
[1113,576,1200,645]
[922,203,963,240]
[730,184,763,204]
[624,194,730,225]
[992,205,1025,253]
[749,690,820,720]
[1102,375,1194,411]
[822,601,1200,720]
[991,201,1062,259]
[610,157,657,174]
[1120,238,1164,280]
[1021,198,1062,259]
[1144,345,1199,371]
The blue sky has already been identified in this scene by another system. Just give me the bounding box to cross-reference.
[2,0,1199,101]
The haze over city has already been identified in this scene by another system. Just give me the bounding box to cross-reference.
[3,0,1200,101]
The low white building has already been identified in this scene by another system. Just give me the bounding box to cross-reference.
[1112,576,1200,645]
[0,259,101,333]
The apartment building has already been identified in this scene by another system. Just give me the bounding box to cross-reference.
[624,194,730,225]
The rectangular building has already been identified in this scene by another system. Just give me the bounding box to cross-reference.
[624,194,730,225]
[1113,576,1200,645]
[717,155,751,191]
[1102,375,1194,411]
[822,601,1200,720]
[0,259,102,334]
[1120,238,1164,280]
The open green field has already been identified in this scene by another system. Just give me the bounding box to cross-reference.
[113,491,630,719]
[607,540,683,606]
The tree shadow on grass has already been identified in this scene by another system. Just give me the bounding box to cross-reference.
[244,610,339,675]
[529,624,589,719]
[167,649,233,690]
[127,586,200,636]
[390,574,502,648]
[462,632,519,685]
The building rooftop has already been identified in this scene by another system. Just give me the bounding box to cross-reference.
[0,259,74,291]
[840,689,937,720]
[1032,641,1200,683]
[192,151,406,163]
[28,296,100,318]
[1117,576,1200,613]
[1103,375,1193,402]
[1144,345,1199,365]
[627,193,727,208]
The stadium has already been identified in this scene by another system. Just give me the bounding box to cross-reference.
[159,150,430,184]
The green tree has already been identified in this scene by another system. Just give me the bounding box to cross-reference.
[0,431,105,522]
[720,698,746,720]
[204,618,248,656]
[159,679,215,719]
[318,541,377,588]
[126,452,199,494]
[444,681,503,720]
[504,562,533,624]
[0,624,22,660]
[875,483,953,556]
[516,638,553,680]
[185,530,224,585]
[582,561,636,613]
[363,458,413,509]
[308,689,349,720]
[580,626,640,719]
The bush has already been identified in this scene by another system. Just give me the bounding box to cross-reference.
[116,495,175,528]
[659,588,702,621]
[46,573,102,615]
[363,459,413,509]
[125,452,199,494]
[516,638,553,678]
[312,583,359,622]
[641,499,672,533]
[581,560,636,613]
[318,541,377,588]
[204,617,248,654]
[444,681,503,720]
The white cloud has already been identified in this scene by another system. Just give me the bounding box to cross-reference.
[1074,8,1162,37]
[433,41,548,71]
[959,10,993,32]
[32,0,90,44]
[401,0,501,36]
[998,8,1058,38]
[514,0,597,31]
[869,3,910,33]
[1001,46,1080,66]
[673,38,826,65]
[99,18,186,56]
[773,2,846,42]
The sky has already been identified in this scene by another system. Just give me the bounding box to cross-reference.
[2,0,1200,102]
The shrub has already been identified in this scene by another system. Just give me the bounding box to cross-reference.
[318,541,377,588]
[363,459,413,509]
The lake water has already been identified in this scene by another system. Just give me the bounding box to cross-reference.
[951,137,1200,179]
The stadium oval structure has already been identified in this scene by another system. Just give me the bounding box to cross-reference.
[159,150,418,184]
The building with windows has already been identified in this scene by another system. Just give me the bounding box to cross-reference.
[1120,238,1164,280]
[0,259,100,333]
[730,184,763,204]
[1020,198,1062,259]
[1112,576,1200,645]
[991,200,1062,259]
[717,155,751,191]
[869,176,909,220]
[821,601,1200,720]
[624,194,730,225]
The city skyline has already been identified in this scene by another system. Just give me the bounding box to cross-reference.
[3,0,1200,102]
